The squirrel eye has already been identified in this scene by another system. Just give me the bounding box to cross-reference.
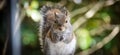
[66,20,67,23]
[54,21,57,23]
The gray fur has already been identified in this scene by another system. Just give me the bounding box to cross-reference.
[39,5,76,55]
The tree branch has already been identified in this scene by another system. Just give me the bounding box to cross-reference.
[76,26,120,55]
[0,0,6,10]
[72,0,118,31]
[73,1,105,31]
[70,4,94,18]
[2,7,25,55]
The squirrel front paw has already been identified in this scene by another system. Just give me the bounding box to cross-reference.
[51,33,64,43]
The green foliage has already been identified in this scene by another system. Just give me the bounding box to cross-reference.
[85,19,102,30]
[21,18,38,47]
[104,36,118,51]
[22,30,37,47]
[23,0,41,22]
[76,28,93,50]
[100,12,110,23]
[20,0,120,54]
[26,9,41,22]
[30,1,39,9]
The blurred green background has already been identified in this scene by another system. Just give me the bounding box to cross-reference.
[0,0,120,55]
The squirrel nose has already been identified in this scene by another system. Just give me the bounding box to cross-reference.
[58,26,65,31]
[59,27,62,30]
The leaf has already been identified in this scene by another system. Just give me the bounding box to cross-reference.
[30,1,39,9]
[22,30,37,47]
[76,28,93,50]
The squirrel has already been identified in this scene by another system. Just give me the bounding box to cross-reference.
[39,5,76,55]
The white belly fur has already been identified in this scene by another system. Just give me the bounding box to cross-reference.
[45,36,76,55]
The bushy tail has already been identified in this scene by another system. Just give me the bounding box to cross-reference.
[39,4,68,53]
[39,19,44,52]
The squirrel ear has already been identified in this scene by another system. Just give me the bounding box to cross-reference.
[41,5,52,15]
[41,5,48,14]
[43,5,48,9]
[42,5,51,10]
[55,12,60,19]
[65,10,68,16]
[61,7,68,16]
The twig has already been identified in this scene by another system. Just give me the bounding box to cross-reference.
[72,0,118,31]
[73,1,105,31]
[70,4,94,18]
[90,24,114,36]
[104,0,119,6]
[0,0,6,10]
[76,26,120,55]
[58,0,67,6]
[2,36,9,55]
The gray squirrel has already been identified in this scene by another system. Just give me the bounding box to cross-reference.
[39,5,76,55]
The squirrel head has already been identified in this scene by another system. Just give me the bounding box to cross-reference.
[41,5,71,31]
[41,5,72,43]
